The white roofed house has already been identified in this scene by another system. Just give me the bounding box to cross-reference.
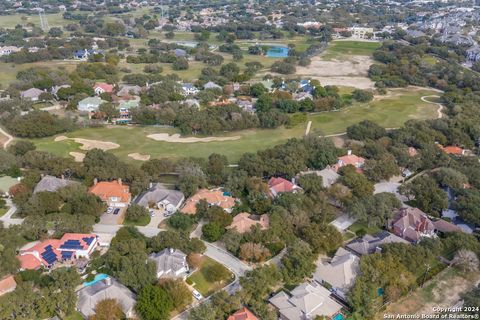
[204,81,222,90]
[149,248,189,279]
[182,83,200,96]
[134,183,185,214]
[78,97,107,113]
[76,277,136,319]
[313,248,359,299]
[20,88,44,101]
[0,46,21,56]
[269,281,342,320]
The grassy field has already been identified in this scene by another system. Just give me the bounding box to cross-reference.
[0,60,79,88]
[0,13,69,29]
[30,88,439,163]
[187,256,233,297]
[321,40,381,60]
[124,214,151,226]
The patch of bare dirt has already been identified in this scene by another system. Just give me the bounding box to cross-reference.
[128,153,151,161]
[147,133,241,143]
[69,152,85,162]
[55,136,120,151]
[295,55,375,89]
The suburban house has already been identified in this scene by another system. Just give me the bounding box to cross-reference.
[0,46,21,56]
[181,189,237,215]
[17,233,98,270]
[182,83,200,96]
[174,48,187,57]
[204,81,222,90]
[332,150,365,173]
[226,212,269,233]
[117,97,140,120]
[269,281,342,320]
[391,207,435,243]
[0,275,17,297]
[33,175,79,194]
[227,307,259,320]
[134,183,185,214]
[74,48,102,60]
[433,219,463,234]
[268,177,301,198]
[346,231,409,256]
[89,179,131,208]
[117,84,142,97]
[78,97,107,113]
[93,83,114,95]
[236,99,254,113]
[440,145,468,156]
[77,276,136,319]
[294,92,313,101]
[148,248,189,279]
[20,88,44,101]
[314,248,359,299]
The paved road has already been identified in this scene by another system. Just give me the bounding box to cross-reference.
[0,201,23,227]
[93,223,162,239]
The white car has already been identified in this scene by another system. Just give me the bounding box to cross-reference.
[149,209,155,217]
[192,289,203,300]
[107,207,113,214]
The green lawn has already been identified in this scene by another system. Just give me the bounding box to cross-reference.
[30,88,439,163]
[348,221,382,236]
[322,40,381,60]
[124,214,151,226]
[309,88,438,136]
[0,208,7,217]
[187,256,233,297]
[0,60,79,88]
[64,312,84,320]
[0,176,20,193]
[0,13,69,29]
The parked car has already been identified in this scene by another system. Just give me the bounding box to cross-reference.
[192,289,203,300]
[164,211,174,217]
[113,208,120,215]
[149,209,155,217]
[107,207,113,214]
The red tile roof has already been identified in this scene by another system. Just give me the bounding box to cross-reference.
[226,213,269,233]
[433,220,462,233]
[93,82,114,93]
[268,177,296,195]
[408,147,418,157]
[442,146,464,155]
[0,275,17,296]
[227,307,259,320]
[89,180,131,203]
[18,254,42,270]
[332,153,365,172]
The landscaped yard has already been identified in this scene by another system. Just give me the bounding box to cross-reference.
[124,214,151,227]
[29,87,439,163]
[347,221,382,236]
[186,256,233,297]
[0,208,7,217]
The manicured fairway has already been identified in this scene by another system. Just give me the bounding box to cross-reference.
[30,88,439,163]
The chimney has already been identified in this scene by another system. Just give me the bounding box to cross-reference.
[347,149,352,156]
[61,174,64,180]
[118,178,122,185]
[93,178,98,185]
[104,277,112,286]
[149,182,153,189]
[169,248,174,254]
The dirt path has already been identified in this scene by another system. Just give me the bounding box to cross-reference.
[147,133,241,143]
[69,152,85,162]
[305,121,312,135]
[421,95,444,119]
[128,153,151,161]
[0,126,13,149]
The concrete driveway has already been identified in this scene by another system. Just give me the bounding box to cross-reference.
[145,208,169,228]
[99,207,126,225]
[0,200,24,227]
[374,181,408,202]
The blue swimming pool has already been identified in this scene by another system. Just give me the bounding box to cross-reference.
[333,314,345,320]
[266,46,289,58]
[83,274,109,287]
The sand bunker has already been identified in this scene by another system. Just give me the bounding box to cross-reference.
[295,55,375,89]
[55,136,119,151]
[147,133,241,143]
[128,153,151,161]
[69,152,85,162]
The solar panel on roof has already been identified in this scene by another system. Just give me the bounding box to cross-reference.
[61,251,73,259]
[82,237,95,245]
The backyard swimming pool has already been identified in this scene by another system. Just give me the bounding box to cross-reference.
[266,46,289,58]
[83,273,109,287]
